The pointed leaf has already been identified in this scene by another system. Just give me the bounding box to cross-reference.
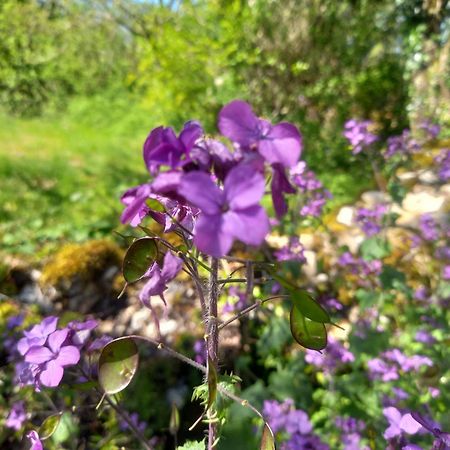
[170,403,180,436]
[291,290,330,323]
[123,238,158,283]
[206,356,218,411]
[39,413,62,440]
[290,306,327,350]
[98,337,139,394]
[261,423,276,450]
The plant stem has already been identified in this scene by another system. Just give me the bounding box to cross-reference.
[206,257,219,449]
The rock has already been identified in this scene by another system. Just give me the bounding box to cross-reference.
[336,228,365,253]
[302,250,317,279]
[418,170,439,185]
[360,191,390,207]
[336,206,355,227]
[402,189,446,214]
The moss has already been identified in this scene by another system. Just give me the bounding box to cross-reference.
[41,239,123,286]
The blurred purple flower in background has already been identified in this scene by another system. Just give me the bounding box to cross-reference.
[305,337,354,374]
[435,149,450,182]
[5,401,27,430]
[274,236,306,263]
[355,204,387,236]
[27,430,43,450]
[343,119,378,154]
[383,407,422,439]
[419,214,439,241]
[193,339,206,365]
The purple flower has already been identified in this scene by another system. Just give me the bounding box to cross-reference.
[193,339,207,365]
[218,100,302,168]
[119,412,147,434]
[305,337,354,374]
[27,430,43,450]
[420,120,440,139]
[5,401,27,430]
[383,407,422,439]
[355,204,387,237]
[411,412,450,449]
[180,162,269,257]
[7,314,24,330]
[271,163,296,218]
[139,251,183,307]
[367,358,399,382]
[120,184,152,226]
[143,121,203,173]
[384,129,419,158]
[419,214,439,241]
[443,265,450,281]
[343,119,378,154]
[415,330,436,344]
[25,328,80,387]
[414,287,429,302]
[17,316,58,356]
[435,149,450,182]
[274,236,306,263]
[222,286,247,314]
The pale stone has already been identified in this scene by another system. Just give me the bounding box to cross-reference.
[418,170,439,185]
[336,206,355,226]
[361,191,390,207]
[302,250,317,279]
[402,190,446,214]
[336,229,365,253]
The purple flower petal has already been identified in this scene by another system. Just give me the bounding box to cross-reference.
[194,214,233,257]
[400,414,422,434]
[25,346,54,364]
[40,359,64,387]
[179,120,203,150]
[53,345,80,367]
[180,172,223,214]
[160,251,182,281]
[259,123,302,168]
[48,329,69,353]
[224,206,269,246]
[27,430,43,450]
[218,100,259,147]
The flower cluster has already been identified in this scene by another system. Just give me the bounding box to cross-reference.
[434,148,450,182]
[367,348,432,382]
[14,316,97,390]
[305,337,354,375]
[419,214,440,241]
[384,129,419,159]
[335,416,368,450]
[120,100,331,258]
[263,399,329,450]
[355,204,388,236]
[343,119,378,154]
[274,236,306,263]
[290,161,331,217]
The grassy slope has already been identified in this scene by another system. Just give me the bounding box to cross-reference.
[0,104,151,256]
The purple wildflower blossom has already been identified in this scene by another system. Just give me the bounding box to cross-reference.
[419,214,439,241]
[193,339,207,365]
[139,251,183,308]
[355,204,387,236]
[25,328,80,387]
[218,100,302,168]
[383,407,422,440]
[274,236,306,263]
[180,162,269,257]
[5,401,27,430]
[435,149,450,182]
[419,120,440,139]
[411,412,450,449]
[119,412,147,434]
[305,337,354,374]
[143,121,203,173]
[343,119,378,154]
[27,430,43,450]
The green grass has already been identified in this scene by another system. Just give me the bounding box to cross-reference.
[0,96,154,256]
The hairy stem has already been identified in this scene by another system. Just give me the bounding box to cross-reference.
[207,257,219,449]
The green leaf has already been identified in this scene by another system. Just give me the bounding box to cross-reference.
[290,290,330,323]
[260,423,276,450]
[359,236,391,261]
[290,306,327,351]
[98,337,139,394]
[379,265,406,290]
[39,413,62,440]
[122,237,158,283]
[206,356,218,411]
[177,440,206,450]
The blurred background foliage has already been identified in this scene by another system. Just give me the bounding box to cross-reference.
[0,0,449,254]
